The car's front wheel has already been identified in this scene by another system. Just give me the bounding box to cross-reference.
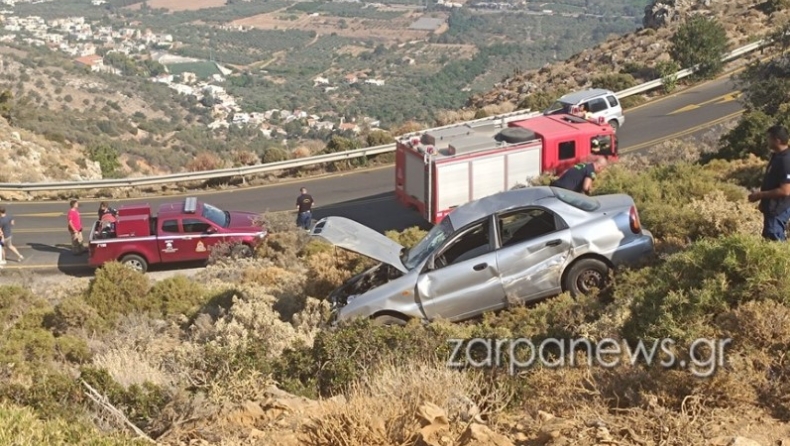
[120,254,148,273]
[372,314,409,326]
[563,258,610,297]
[608,119,619,133]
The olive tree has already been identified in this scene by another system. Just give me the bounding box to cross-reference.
[670,16,729,79]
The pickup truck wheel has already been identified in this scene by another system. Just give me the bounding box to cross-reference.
[120,254,147,273]
[563,258,609,298]
[230,244,253,259]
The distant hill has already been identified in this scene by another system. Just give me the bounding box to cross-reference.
[464,0,778,113]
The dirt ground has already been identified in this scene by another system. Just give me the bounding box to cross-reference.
[231,12,447,42]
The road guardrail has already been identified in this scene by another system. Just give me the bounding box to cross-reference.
[0,37,771,192]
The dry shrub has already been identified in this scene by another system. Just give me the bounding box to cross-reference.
[304,250,372,298]
[92,348,175,390]
[390,120,425,136]
[686,190,763,239]
[385,226,427,249]
[263,230,308,269]
[302,361,509,446]
[88,314,182,389]
[292,146,312,158]
[188,287,322,358]
[240,265,294,287]
[230,150,258,166]
[186,152,224,172]
[705,154,765,189]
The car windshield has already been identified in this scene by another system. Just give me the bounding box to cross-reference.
[544,101,571,115]
[550,187,601,211]
[402,217,454,270]
[202,203,230,227]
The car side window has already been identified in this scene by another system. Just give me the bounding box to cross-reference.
[559,141,576,160]
[434,220,491,268]
[161,219,180,233]
[592,135,613,156]
[182,218,211,233]
[498,208,557,248]
[588,98,608,113]
[606,95,619,107]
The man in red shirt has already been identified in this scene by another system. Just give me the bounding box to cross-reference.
[67,199,84,255]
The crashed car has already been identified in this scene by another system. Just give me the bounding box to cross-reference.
[310,186,654,325]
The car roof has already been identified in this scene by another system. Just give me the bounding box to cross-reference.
[447,186,557,229]
[556,88,614,104]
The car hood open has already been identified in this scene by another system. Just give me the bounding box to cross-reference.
[310,216,408,274]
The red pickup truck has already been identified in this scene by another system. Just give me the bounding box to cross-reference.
[88,197,268,273]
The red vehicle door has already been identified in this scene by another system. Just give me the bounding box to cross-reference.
[157,217,192,263]
[180,217,224,261]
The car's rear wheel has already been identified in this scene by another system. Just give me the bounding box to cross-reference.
[563,258,610,297]
[230,243,253,259]
[372,314,409,326]
[120,254,147,273]
[608,119,619,133]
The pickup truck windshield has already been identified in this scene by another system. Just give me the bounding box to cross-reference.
[202,203,230,227]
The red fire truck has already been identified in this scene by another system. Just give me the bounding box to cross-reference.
[394,113,617,224]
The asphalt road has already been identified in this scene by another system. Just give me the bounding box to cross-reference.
[0,72,746,275]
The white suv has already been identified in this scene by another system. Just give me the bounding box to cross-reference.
[543,88,625,133]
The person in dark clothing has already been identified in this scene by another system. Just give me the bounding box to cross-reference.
[296,187,315,230]
[550,157,608,195]
[748,125,790,241]
[98,201,118,220]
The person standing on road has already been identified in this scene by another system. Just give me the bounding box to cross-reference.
[550,157,608,196]
[0,206,23,262]
[67,199,85,254]
[0,227,5,266]
[748,125,790,241]
[296,187,314,231]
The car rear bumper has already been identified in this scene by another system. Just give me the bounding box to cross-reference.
[611,229,654,265]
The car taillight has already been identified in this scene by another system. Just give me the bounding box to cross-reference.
[629,205,641,234]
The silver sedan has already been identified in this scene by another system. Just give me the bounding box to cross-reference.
[310,186,654,325]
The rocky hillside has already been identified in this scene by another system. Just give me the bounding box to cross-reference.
[466,0,782,109]
[0,116,102,183]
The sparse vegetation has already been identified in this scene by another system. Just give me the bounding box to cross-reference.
[4,132,790,444]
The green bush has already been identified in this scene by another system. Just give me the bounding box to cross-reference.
[670,15,729,79]
[273,318,465,398]
[145,275,209,319]
[0,401,144,445]
[83,262,152,324]
[79,367,170,433]
[618,234,790,343]
[385,226,428,249]
[594,162,756,241]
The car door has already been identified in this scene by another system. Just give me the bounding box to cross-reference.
[416,216,507,321]
[157,218,191,263]
[181,217,221,261]
[586,97,610,121]
[494,207,573,303]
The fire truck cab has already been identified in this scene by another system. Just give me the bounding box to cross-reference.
[394,113,617,224]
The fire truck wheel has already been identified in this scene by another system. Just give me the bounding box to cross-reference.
[608,120,619,133]
[563,258,610,298]
[495,127,535,144]
[120,254,148,273]
[231,243,253,259]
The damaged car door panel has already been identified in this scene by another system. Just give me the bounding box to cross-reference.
[312,186,655,325]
